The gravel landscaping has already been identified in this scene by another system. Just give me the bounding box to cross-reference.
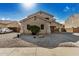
[0,32,79,48]
[20,32,79,48]
[73,33,79,36]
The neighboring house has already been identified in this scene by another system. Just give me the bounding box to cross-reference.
[0,23,7,28]
[0,20,10,28]
[65,14,79,32]
[7,21,21,32]
[20,11,63,34]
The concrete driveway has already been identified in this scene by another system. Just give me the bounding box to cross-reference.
[0,33,37,47]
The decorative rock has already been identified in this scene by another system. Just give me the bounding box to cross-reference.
[58,42,78,47]
[38,35,45,38]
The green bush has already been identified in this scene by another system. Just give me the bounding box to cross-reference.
[28,25,40,35]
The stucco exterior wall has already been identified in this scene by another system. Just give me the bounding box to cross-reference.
[50,22,63,28]
[21,17,51,34]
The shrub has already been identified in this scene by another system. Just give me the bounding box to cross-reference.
[28,25,40,35]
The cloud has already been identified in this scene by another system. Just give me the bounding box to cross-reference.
[64,6,70,12]
[54,17,65,24]
[0,17,19,21]
[66,6,70,10]
[1,18,5,20]
[56,20,65,24]
[0,17,10,20]
[53,16,59,20]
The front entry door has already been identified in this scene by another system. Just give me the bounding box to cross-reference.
[50,26,56,33]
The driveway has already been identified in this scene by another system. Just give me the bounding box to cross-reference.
[0,33,37,47]
[0,32,79,48]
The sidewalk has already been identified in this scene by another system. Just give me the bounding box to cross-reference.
[0,47,79,56]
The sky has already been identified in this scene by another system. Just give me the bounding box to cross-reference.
[0,3,79,24]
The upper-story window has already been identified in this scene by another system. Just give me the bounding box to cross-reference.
[34,16,36,20]
[27,24,30,30]
[41,24,44,30]
[45,17,49,20]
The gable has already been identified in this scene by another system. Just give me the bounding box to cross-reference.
[22,16,50,25]
[28,11,54,18]
[27,11,54,21]
[21,11,56,24]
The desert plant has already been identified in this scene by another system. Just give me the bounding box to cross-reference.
[28,25,40,35]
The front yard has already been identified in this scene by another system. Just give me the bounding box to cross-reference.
[0,32,79,48]
[20,32,79,47]
[0,33,37,47]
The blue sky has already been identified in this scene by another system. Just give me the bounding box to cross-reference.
[0,3,79,23]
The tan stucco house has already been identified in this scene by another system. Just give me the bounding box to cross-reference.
[65,14,79,32]
[20,11,63,34]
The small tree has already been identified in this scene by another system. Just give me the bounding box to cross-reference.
[28,25,40,35]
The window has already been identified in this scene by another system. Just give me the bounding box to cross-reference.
[41,24,44,30]
[27,24,30,30]
[34,16,36,20]
[45,18,49,20]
